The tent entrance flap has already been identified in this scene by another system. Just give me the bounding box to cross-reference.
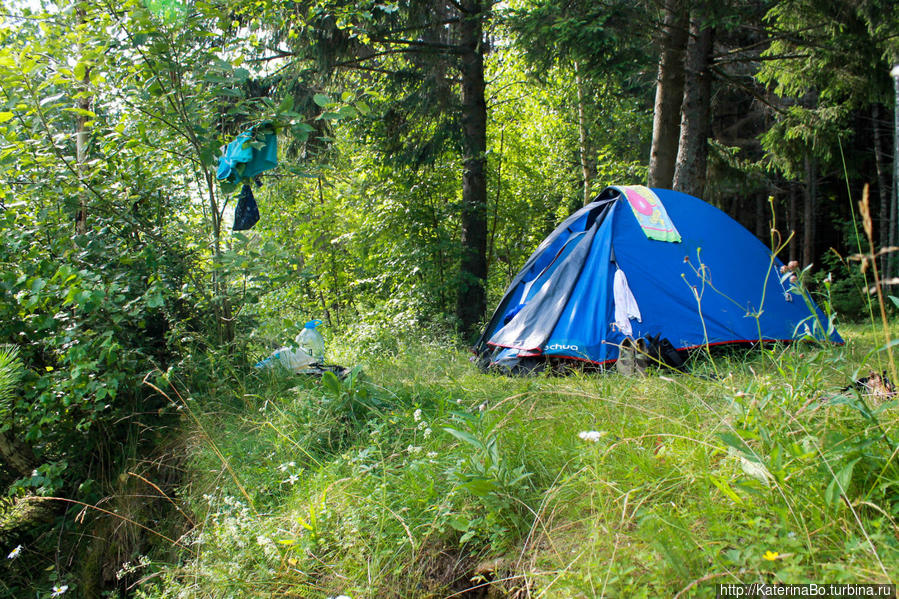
[488,225,599,352]
[473,199,616,355]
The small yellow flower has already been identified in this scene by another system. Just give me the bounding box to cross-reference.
[287,558,297,566]
[45,366,53,372]
[762,550,779,561]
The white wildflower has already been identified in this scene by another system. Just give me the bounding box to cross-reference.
[413,408,422,422]
[406,445,422,454]
[426,451,438,458]
[7,545,21,559]
[423,427,432,438]
[284,474,300,485]
[51,585,69,597]
[417,420,428,431]
[116,555,151,581]
[578,430,606,442]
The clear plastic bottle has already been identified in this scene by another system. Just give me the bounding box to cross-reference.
[295,319,325,363]
[254,345,314,373]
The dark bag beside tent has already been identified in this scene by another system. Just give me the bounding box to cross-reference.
[474,185,841,372]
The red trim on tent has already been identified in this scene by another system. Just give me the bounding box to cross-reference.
[675,337,845,352]
[485,337,844,367]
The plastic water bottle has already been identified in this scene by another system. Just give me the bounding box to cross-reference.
[295,319,325,363]
[254,346,314,373]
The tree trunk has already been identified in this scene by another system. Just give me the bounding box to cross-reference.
[204,170,234,344]
[74,2,91,234]
[873,104,891,273]
[648,0,688,189]
[0,496,61,541]
[754,195,765,241]
[456,0,489,336]
[891,75,899,280]
[487,127,504,266]
[672,12,713,197]
[789,183,798,263]
[0,431,37,477]
[574,62,596,206]
[802,155,817,268]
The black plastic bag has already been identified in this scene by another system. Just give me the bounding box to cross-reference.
[642,333,687,372]
[233,183,260,231]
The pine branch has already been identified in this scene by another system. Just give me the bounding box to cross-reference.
[370,36,465,54]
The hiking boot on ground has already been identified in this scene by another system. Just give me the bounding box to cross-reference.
[634,337,651,376]
[616,338,636,376]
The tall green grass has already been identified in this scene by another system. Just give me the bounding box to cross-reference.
[130,322,898,598]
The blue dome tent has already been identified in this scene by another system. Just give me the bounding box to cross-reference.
[474,185,842,370]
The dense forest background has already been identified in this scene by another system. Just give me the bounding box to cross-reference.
[1,0,898,596]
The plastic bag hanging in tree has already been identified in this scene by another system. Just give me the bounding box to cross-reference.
[216,126,278,184]
[233,184,260,231]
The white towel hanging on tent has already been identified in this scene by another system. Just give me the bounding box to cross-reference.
[613,267,642,336]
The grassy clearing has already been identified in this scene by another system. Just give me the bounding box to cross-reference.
[135,324,899,598]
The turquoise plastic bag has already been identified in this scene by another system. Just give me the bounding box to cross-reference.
[216,128,277,183]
